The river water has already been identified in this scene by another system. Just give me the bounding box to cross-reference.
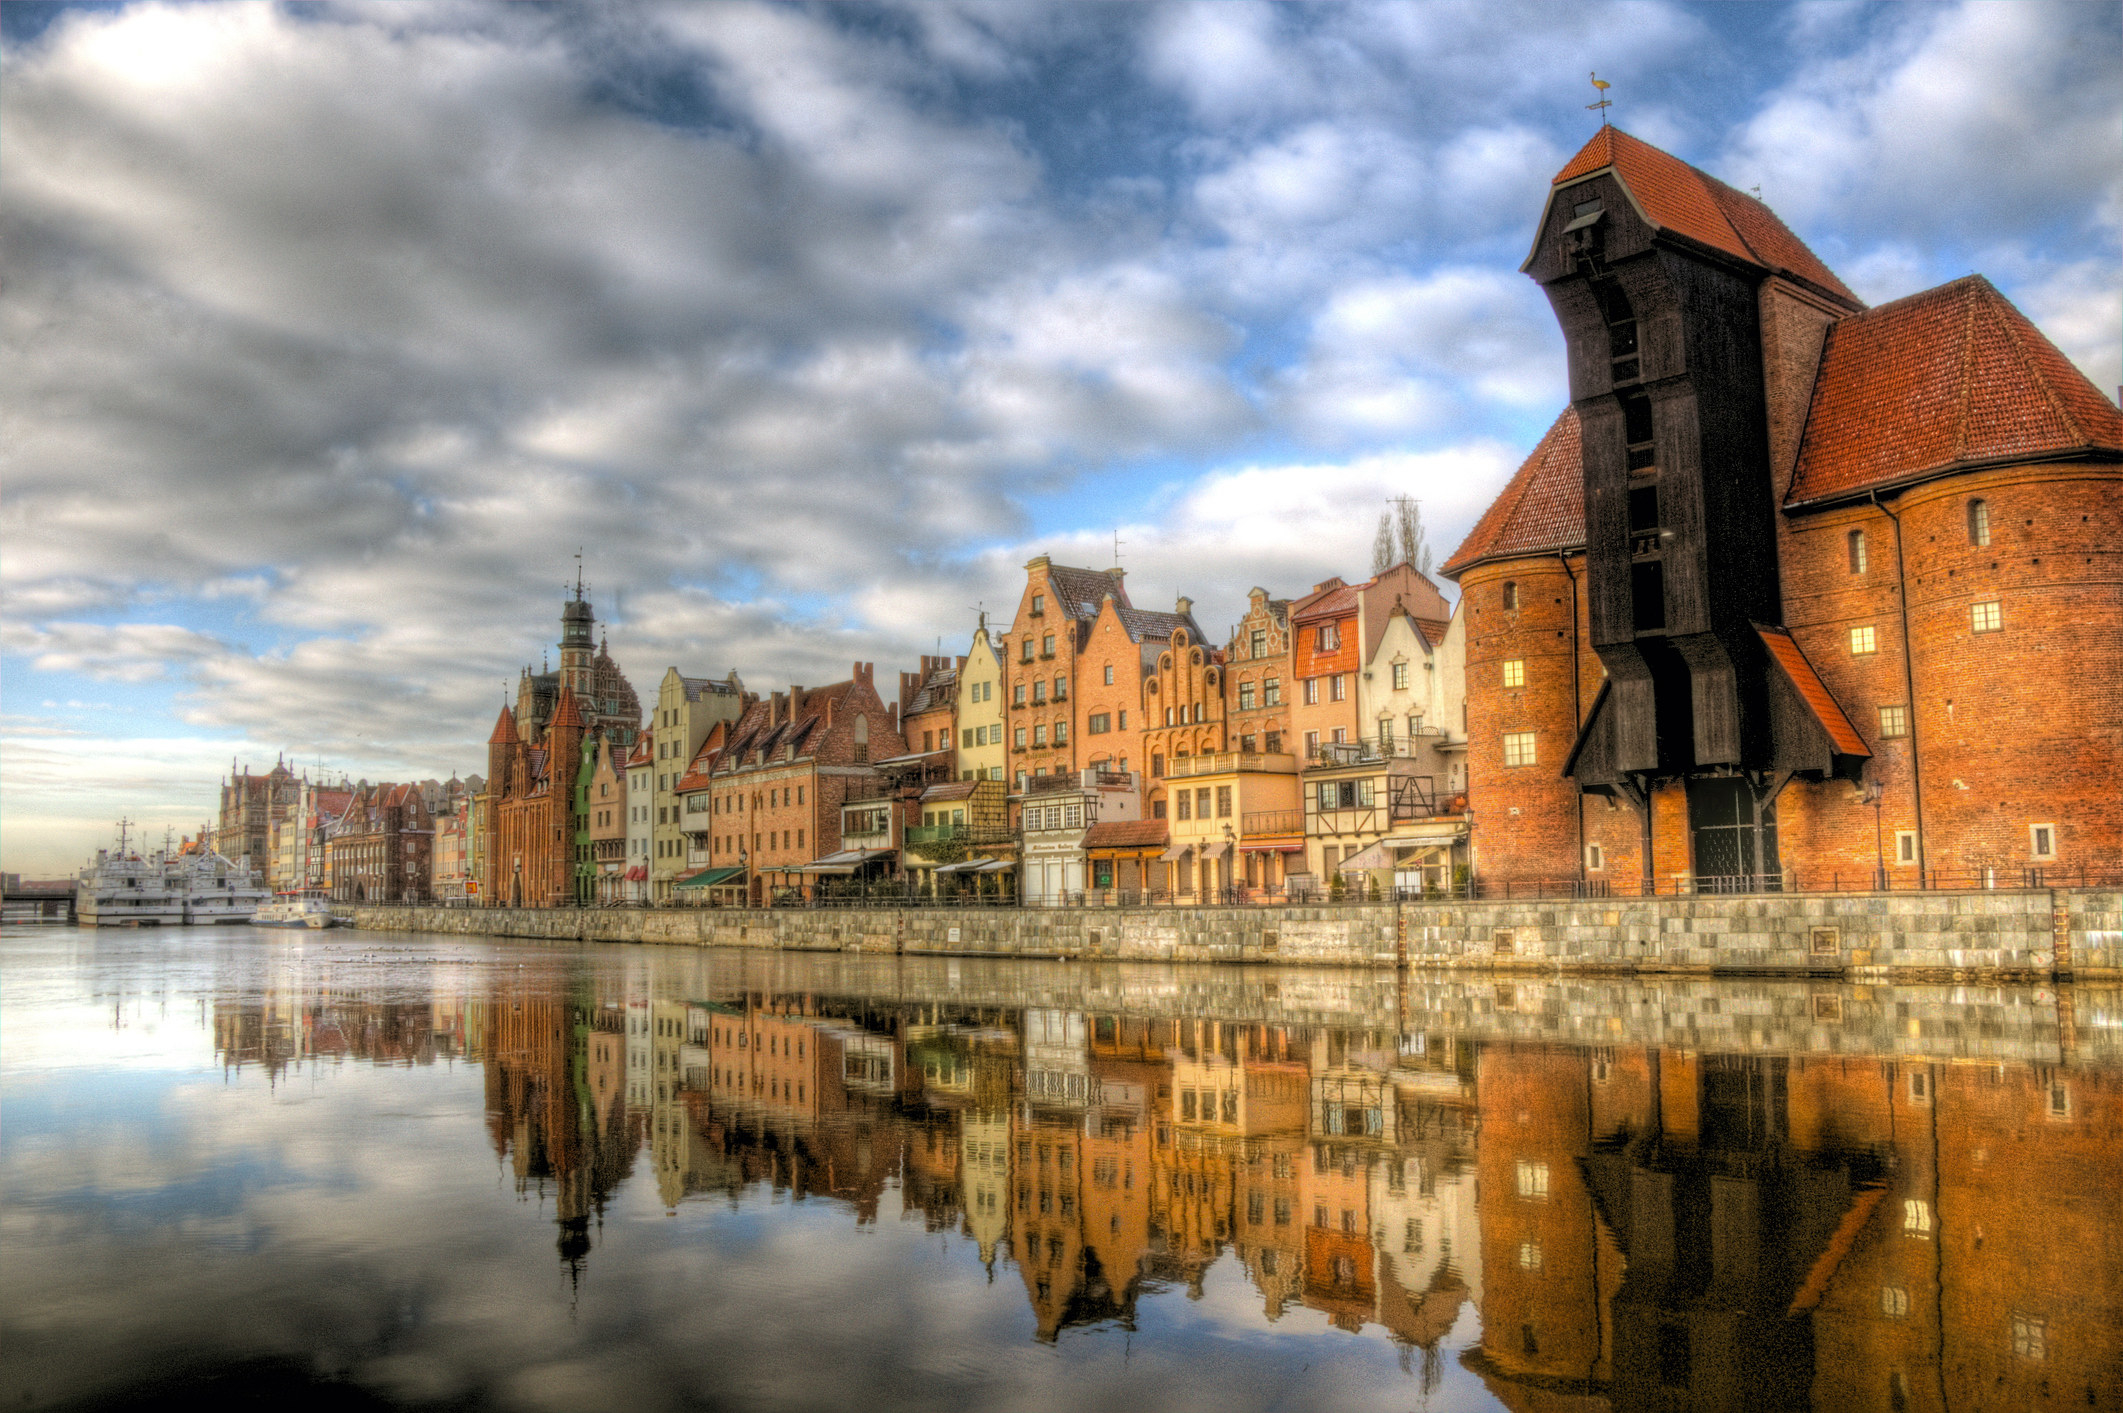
[3,925,2118,1411]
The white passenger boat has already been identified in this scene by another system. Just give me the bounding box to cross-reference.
[250,893,343,929]
[76,821,184,926]
[76,821,270,926]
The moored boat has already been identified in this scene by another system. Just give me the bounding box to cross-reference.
[250,893,343,929]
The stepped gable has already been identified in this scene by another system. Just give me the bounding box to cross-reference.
[488,704,520,745]
[1544,127,1859,308]
[1787,274,2123,507]
[1440,407,1584,578]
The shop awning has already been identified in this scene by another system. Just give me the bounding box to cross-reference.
[1339,830,1469,872]
[1198,839,1231,860]
[1159,843,1192,861]
[673,866,746,889]
[798,848,896,874]
[624,865,648,882]
[937,857,1013,874]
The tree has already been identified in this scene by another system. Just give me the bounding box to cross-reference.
[1371,513,1397,576]
[1391,495,1433,577]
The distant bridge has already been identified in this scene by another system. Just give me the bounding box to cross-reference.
[3,882,76,925]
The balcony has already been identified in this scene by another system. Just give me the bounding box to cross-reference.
[1165,751,1296,780]
[1305,733,1446,770]
[904,824,964,847]
[1240,809,1303,836]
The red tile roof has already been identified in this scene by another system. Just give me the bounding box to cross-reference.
[1083,818,1168,850]
[1787,275,2123,507]
[1440,407,1584,578]
[1756,627,1869,758]
[1547,128,1859,307]
[1291,582,1359,623]
[487,705,519,746]
[549,685,584,730]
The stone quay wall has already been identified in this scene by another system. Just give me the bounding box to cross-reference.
[347,886,2123,979]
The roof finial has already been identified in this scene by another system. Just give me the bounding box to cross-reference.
[1586,72,1612,127]
[574,548,584,601]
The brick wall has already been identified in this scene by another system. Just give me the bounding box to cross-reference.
[1458,557,1585,883]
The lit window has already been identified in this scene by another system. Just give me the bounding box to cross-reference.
[1968,498,1990,547]
[1971,600,2002,633]
[1881,1286,1909,1318]
[1518,1241,1543,1271]
[1903,1199,1932,1236]
[1503,732,1537,768]
[1502,659,1525,688]
[1850,625,1876,655]
[2011,1314,2046,1362]
[1878,705,1908,739]
[2030,824,2056,860]
[1848,529,1868,574]
[1515,1160,1549,1199]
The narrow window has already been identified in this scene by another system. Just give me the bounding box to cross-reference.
[2030,824,2056,860]
[1971,600,2002,633]
[1849,528,1868,574]
[1502,581,1519,612]
[1895,830,1917,864]
[1850,625,1876,655]
[1968,499,1990,547]
[1031,593,1044,614]
[1104,665,1114,685]
[1586,843,1604,871]
[1391,662,1408,690]
[1303,678,1319,705]
[1330,674,1346,702]
[1502,659,1525,688]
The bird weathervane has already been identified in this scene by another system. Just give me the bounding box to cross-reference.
[1587,72,1612,125]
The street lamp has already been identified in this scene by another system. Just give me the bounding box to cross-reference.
[1859,778,1887,889]
[1222,822,1236,902]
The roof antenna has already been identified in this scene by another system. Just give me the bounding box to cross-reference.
[574,548,584,600]
[1112,528,1125,569]
[1587,72,1612,126]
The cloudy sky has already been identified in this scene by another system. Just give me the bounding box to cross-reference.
[4,0,2118,875]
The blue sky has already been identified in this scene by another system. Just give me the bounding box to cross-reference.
[4,1,2118,875]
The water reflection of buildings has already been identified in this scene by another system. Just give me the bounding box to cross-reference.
[205,960,2123,1403]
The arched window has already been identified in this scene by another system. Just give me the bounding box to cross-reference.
[1968,499,1990,546]
[1502,581,1519,612]
[1848,528,1868,574]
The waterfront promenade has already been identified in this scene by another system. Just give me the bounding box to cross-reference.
[344,883,2123,981]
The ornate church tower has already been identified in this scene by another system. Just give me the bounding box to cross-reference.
[560,572,596,704]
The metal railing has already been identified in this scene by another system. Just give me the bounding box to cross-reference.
[1166,751,1298,779]
[338,862,2122,915]
[1240,810,1304,836]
